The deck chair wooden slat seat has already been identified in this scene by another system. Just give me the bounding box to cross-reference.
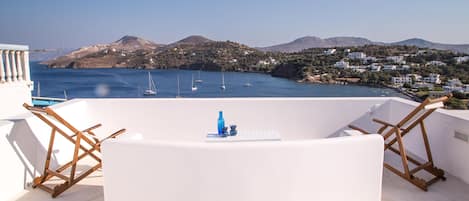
[23,103,126,197]
[349,95,451,191]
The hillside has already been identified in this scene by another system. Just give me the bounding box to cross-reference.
[42,35,160,67]
[42,35,277,71]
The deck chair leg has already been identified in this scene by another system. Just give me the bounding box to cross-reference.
[420,121,446,181]
[70,133,82,183]
[420,121,433,163]
[395,128,411,177]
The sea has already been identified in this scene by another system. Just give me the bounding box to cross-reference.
[30,62,405,99]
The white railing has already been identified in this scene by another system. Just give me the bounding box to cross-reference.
[0,44,32,87]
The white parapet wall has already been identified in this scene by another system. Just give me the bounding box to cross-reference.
[0,43,33,119]
[102,135,384,201]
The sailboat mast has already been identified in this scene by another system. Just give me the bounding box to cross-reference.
[222,71,225,85]
[37,81,41,97]
[177,74,180,97]
[148,72,151,90]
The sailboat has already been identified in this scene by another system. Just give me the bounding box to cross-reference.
[220,71,226,90]
[195,70,203,83]
[143,72,157,96]
[191,74,198,91]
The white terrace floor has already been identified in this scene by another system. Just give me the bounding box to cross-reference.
[9,152,469,201]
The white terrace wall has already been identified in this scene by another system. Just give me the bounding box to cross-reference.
[0,44,33,119]
[102,135,384,201]
[83,97,391,141]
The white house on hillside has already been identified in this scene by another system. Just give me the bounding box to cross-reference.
[391,76,412,85]
[423,73,442,84]
[426,61,446,66]
[455,56,469,64]
[324,49,336,55]
[334,60,350,68]
[348,52,366,60]
[387,56,405,64]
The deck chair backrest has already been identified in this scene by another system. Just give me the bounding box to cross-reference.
[396,96,449,130]
[23,103,80,137]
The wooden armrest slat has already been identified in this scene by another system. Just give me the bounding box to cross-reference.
[372,118,396,127]
[82,124,102,133]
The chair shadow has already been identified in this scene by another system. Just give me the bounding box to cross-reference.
[5,117,61,189]
[10,164,104,201]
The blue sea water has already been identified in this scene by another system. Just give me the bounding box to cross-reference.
[30,62,404,99]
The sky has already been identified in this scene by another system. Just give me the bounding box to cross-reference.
[0,0,468,49]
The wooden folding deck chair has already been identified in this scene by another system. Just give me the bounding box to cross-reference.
[349,95,451,191]
[23,103,126,197]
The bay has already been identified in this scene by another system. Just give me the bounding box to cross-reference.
[30,62,404,99]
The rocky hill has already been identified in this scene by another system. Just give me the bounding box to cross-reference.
[42,35,160,68]
[43,35,277,71]
[258,36,469,54]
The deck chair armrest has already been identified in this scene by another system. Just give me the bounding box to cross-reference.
[372,118,396,128]
[82,124,102,133]
[99,128,127,143]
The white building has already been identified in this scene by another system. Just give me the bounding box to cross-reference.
[455,56,469,64]
[423,73,442,84]
[348,52,366,60]
[369,63,381,72]
[387,56,405,64]
[443,78,464,92]
[399,65,410,70]
[391,76,412,85]
[334,60,350,68]
[426,61,446,66]
[324,49,336,55]
[383,65,397,71]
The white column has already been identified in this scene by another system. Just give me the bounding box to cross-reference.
[0,50,5,82]
[4,50,11,82]
[10,50,17,81]
[16,51,23,81]
[23,50,30,82]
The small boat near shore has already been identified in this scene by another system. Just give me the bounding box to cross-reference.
[143,72,157,96]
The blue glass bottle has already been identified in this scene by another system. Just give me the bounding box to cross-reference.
[217,111,225,136]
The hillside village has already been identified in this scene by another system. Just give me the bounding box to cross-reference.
[274,45,469,109]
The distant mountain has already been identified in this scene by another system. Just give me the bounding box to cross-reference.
[258,36,376,53]
[391,38,469,54]
[30,48,74,62]
[259,36,469,54]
